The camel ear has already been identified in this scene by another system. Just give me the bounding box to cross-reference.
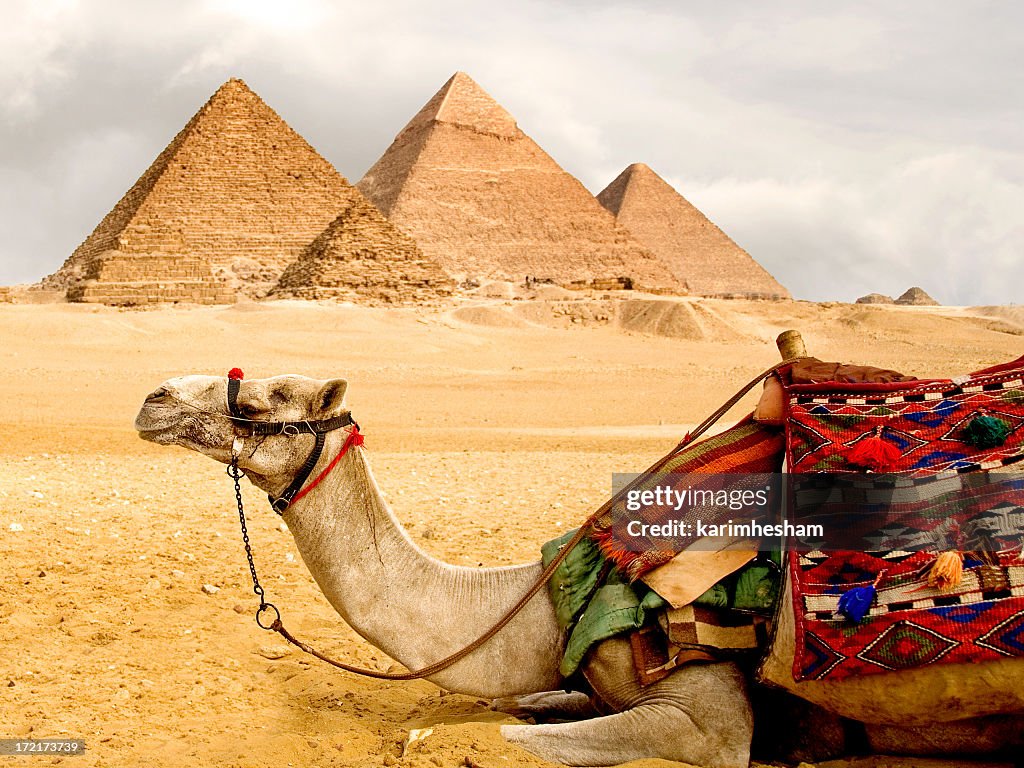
[313,379,348,418]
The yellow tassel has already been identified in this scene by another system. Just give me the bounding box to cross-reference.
[927,551,964,591]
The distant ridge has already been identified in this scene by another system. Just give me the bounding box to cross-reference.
[598,163,789,299]
[357,72,683,292]
[44,78,364,304]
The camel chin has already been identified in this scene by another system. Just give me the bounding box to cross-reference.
[135,423,177,445]
[134,407,231,463]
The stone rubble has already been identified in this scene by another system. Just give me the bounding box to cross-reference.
[895,286,940,306]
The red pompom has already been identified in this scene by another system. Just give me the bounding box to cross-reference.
[227,368,244,381]
[846,434,901,471]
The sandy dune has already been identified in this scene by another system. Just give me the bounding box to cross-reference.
[1,297,1020,767]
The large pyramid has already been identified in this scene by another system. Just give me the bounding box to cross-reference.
[597,164,789,299]
[44,78,363,304]
[271,194,454,305]
[357,72,683,293]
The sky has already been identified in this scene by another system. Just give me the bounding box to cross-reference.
[2,0,1022,304]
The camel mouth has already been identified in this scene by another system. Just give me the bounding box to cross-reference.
[135,422,175,444]
[134,404,181,443]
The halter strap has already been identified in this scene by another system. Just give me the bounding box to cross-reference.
[224,370,359,514]
[227,376,243,420]
[270,431,327,514]
[243,413,356,437]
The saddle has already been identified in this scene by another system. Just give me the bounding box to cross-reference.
[581,354,1024,685]
[778,353,1024,681]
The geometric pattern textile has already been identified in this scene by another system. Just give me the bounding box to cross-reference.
[787,355,1024,681]
[786,355,1024,476]
[591,417,785,581]
[790,549,1024,681]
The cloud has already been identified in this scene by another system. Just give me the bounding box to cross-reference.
[686,147,1024,304]
[0,0,78,121]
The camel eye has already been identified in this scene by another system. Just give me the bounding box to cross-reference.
[238,403,266,419]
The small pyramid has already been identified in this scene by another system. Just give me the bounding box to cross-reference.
[855,293,895,305]
[44,78,362,304]
[271,195,454,305]
[895,287,939,306]
[357,73,682,292]
[597,164,789,299]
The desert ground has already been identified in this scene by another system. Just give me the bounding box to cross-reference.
[1,293,1022,768]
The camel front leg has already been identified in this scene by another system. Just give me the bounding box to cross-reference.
[491,690,598,722]
[500,636,753,768]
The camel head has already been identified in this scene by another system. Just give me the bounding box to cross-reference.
[134,373,350,494]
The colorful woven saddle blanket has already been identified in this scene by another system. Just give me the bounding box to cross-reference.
[590,417,786,581]
[542,529,777,679]
[785,354,1024,682]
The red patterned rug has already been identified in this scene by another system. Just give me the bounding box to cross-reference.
[787,355,1024,681]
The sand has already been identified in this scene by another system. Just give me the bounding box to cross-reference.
[1,296,1020,768]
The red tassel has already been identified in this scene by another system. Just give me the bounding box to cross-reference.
[227,368,244,381]
[846,429,901,471]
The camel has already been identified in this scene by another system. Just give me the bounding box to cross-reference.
[135,373,1024,766]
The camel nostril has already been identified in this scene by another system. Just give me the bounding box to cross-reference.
[146,387,170,403]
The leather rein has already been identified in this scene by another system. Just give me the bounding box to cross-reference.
[222,362,789,681]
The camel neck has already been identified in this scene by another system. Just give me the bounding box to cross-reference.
[277,430,565,698]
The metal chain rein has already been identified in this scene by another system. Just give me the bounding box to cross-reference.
[229,458,280,630]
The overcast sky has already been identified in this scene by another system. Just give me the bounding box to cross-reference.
[3,0,1021,304]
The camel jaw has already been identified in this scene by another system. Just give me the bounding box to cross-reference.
[133,403,229,459]
[135,423,177,445]
[134,402,183,443]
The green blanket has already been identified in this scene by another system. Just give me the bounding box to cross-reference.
[542,529,778,676]
[542,530,665,676]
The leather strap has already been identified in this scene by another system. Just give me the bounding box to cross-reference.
[246,413,355,437]
[227,377,243,421]
[269,431,327,514]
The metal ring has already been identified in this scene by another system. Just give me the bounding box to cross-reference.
[255,602,280,630]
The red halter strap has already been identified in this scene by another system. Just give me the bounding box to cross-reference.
[286,426,364,509]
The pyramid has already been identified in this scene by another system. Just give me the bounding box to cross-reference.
[895,287,939,306]
[357,72,682,293]
[271,194,454,305]
[856,293,895,305]
[597,164,789,299]
[44,78,363,304]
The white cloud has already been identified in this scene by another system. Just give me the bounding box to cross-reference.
[687,147,1024,304]
[0,0,79,121]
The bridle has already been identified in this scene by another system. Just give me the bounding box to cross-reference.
[225,368,358,514]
